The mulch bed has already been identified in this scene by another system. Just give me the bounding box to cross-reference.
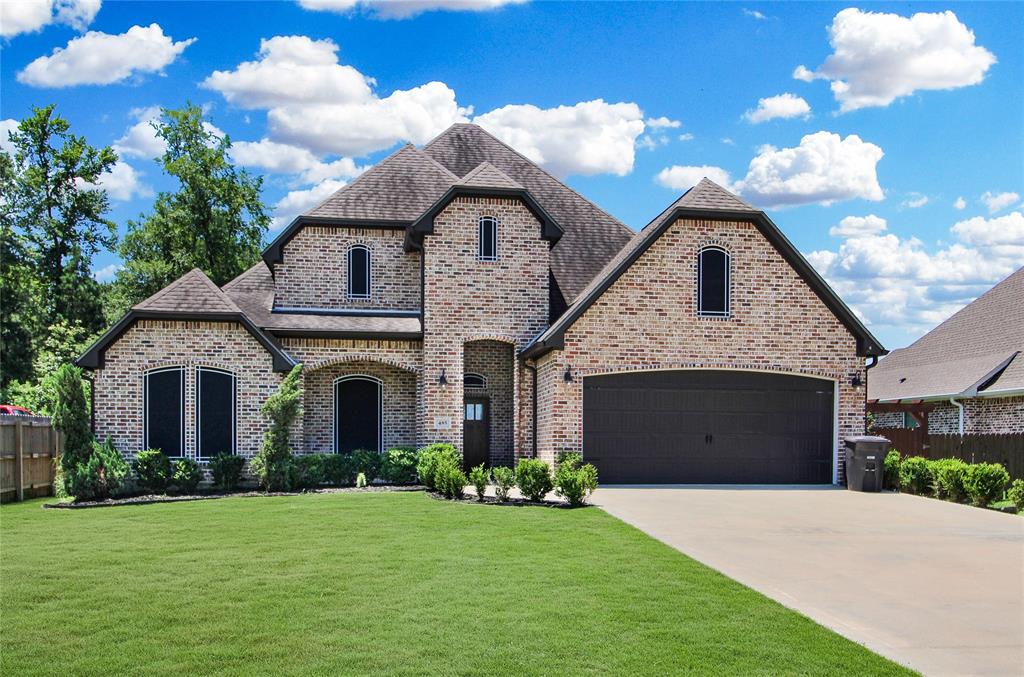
[425,491,580,509]
[43,485,425,509]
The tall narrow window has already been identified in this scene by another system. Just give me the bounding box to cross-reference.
[144,366,184,457]
[698,247,730,317]
[334,375,382,454]
[478,216,497,261]
[348,245,370,299]
[196,367,236,459]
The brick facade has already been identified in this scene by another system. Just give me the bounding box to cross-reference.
[274,227,420,311]
[533,217,866,480]
[926,397,1024,434]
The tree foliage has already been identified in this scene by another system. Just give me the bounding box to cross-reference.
[114,104,269,312]
[251,365,303,491]
[51,364,92,473]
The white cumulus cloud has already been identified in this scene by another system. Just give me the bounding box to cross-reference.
[473,99,645,177]
[980,190,1020,214]
[901,193,928,209]
[231,138,366,184]
[81,161,151,201]
[734,131,884,207]
[271,178,347,229]
[17,24,195,88]
[655,165,734,192]
[92,262,123,282]
[297,0,527,19]
[830,214,887,238]
[645,116,681,129]
[954,196,966,210]
[795,8,996,112]
[0,0,100,38]
[1,118,19,155]
[742,93,811,123]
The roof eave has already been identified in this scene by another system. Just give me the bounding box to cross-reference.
[409,186,563,243]
[265,329,423,341]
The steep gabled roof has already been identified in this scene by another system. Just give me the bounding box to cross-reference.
[423,123,633,302]
[456,161,523,190]
[135,268,241,314]
[523,179,887,359]
[869,266,1024,402]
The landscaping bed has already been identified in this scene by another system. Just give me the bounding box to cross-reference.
[44,484,423,509]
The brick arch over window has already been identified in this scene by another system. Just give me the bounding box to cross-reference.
[461,334,519,348]
[306,354,421,374]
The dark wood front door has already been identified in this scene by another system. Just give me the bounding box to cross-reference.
[463,397,489,469]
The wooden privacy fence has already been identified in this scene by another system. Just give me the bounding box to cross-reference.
[0,416,62,503]
[875,428,1024,481]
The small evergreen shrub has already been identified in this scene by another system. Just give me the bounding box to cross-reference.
[492,466,515,502]
[963,462,1009,507]
[1007,479,1024,512]
[355,472,367,488]
[554,452,599,507]
[52,364,92,485]
[932,458,969,502]
[350,449,382,482]
[209,453,245,491]
[898,456,932,495]
[251,365,303,491]
[468,464,489,501]
[416,443,460,489]
[516,459,553,502]
[133,449,171,494]
[434,459,466,499]
[172,458,202,494]
[381,447,418,484]
[294,454,328,489]
[65,438,129,501]
[324,454,355,486]
[883,450,901,490]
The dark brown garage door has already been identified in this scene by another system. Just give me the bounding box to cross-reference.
[583,370,834,484]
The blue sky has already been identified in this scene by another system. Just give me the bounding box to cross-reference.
[2,0,1022,350]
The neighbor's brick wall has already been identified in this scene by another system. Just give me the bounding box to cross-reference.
[422,197,549,455]
[535,217,866,482]
[872,412,905,429]
[928,396,1024,434]
[464,340,515,466]
[274,227,420,311]
[93,320,281,459]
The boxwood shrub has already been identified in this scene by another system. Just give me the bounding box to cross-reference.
[434,459,466,499]
[293,454,329,489]
[468,464,489,501]
[1007,478,1024,511]
[931,458,969,502]
[898,456,932,495]
[516,459,553,502]
[209,452,245,490]
[172,458,202,494]
[963,462,1009,507]
[381,447,418,485]
[133,449,171,494]
[883,450,901,490]
[554,452,599,507]
[416,443,460,489]
[350,449,382,483]
[492,465,515,502]
[324,454,355,486]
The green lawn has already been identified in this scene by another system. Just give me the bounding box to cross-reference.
[1,492,909,676]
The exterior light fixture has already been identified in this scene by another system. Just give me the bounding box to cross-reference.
[438,368,448,386]
[851,374,863,391]
[563,365,574,383]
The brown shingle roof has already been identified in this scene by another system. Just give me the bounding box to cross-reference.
[423,123,633,302]
[134,268,241,314]
[456,161,523,190]
[868,266,1024,401]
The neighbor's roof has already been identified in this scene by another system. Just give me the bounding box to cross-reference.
[868,266,1024,402]
[524,179,886,359]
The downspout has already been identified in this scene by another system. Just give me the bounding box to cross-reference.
[525,361,538,458]
[863,355,878,432]
[949,397,964,436]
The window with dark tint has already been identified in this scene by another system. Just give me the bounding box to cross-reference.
[145,367,184,456]
[334,376,381,453]
[197,367,236,459]
[463,373,486,389]
[478,216,497,261]
[348,245,370,299]
[698,247,730,317]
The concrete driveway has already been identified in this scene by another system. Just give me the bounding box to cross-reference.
[593,486,1024,676]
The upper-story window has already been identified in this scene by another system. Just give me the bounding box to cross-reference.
[478,216,498,261]
[348,244,371,299]
[698,246,730,317]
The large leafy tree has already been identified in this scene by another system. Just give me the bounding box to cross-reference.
[115,104,269,310]
[0,151,39,386]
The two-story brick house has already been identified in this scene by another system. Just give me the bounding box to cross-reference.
[78,123,886,484]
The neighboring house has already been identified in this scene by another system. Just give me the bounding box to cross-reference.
[869,266,1024,435]
[77,123,884,484]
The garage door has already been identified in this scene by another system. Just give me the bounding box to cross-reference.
[583,370,834,484]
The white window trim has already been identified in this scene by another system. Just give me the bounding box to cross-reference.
[195,366,237,460]
[347,244,371,300]
[697,246,731,318]
[463,372,487,389]
[478,215,498,262]
[332,374,383,453]
[143,366,185,457]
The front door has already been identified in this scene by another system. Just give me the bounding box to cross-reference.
[463,397,489,469]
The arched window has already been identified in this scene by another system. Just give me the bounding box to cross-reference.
[196,367,236,459]
[334,375,382,453]
[478,216,497,261]
[348,245,371,299]
[144,366,185,457]
[463,372,487,389]
[698,247,730,317]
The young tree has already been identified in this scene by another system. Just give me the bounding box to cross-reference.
[51,364,92,473]
[115,104,269,308]
[4,105,117,336]
[251,365,303,491]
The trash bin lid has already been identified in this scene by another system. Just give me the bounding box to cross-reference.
[844,436,890,444]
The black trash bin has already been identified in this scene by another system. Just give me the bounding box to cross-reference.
[843,436,890,492]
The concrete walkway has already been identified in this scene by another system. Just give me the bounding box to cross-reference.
[593,486,1024,676]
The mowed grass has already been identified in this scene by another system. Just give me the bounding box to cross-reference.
[1,492,910,676]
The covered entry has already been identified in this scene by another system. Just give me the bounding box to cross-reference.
[582,370,834,484]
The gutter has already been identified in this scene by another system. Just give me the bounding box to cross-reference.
[949,397,965,436]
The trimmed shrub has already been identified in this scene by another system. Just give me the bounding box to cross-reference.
[883,450,901,490]
[133,449,171,494]
[416,443,460,489]
[294,454,328,489]
[434,459,466,499]
[963,462,1010,507]
[516,459,553,502]
[209,453,245,491]
[898,456,932,495]
[172,458,202,494]
[1007,479,1024,512]
[492,466,515,502]
[251,365,303,491]
[932,458,969,502]
[381,447,418,485]
[65,438,129,501]
[324,454,355,486]
[350,449,382,483]
[554,452,599,507]
[468,464,489,501]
